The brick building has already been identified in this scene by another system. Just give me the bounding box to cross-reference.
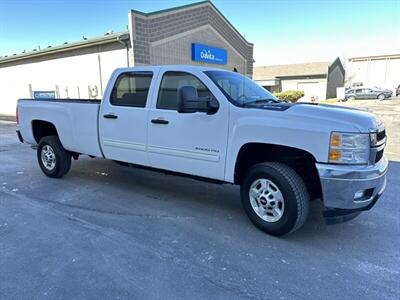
[0,1,253,117]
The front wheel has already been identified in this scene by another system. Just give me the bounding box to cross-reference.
[377,94,385,101]
[240,162,309,236]
[37,136,71,178]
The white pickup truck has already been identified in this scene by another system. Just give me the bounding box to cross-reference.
[16,65,388,236]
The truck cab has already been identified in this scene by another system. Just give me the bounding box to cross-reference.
[99,66,230,181]
[16,65,388,236]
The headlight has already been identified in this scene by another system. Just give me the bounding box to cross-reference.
[329,132,370,164]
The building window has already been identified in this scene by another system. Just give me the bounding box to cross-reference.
[111,72,153,107]
[157,71,213,110]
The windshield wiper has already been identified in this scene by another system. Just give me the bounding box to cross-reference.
[242,99,280,106]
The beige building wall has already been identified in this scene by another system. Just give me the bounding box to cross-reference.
[281,78,327,102]
[0,44,127,116]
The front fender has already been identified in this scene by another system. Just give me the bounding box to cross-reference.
[224,113,330,183]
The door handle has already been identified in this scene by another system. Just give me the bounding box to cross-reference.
[151,118,169,125]
[103,113,118,119]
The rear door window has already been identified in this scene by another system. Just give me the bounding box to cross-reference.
[111,72,153,107]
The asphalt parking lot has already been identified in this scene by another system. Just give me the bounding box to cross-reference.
[0,119,399,299]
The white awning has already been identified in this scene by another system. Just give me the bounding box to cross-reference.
[255,79,280,86]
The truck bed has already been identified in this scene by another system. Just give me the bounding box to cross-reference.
[18,98,103,157]
[19,98,101,103]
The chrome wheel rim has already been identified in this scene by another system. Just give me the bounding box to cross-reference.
[249,178,285,222]
[41,145,56,171]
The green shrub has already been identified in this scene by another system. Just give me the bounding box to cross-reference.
[273,90,305,102]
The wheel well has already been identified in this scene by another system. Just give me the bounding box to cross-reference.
[32,120,58,143]
[234,143,322,200]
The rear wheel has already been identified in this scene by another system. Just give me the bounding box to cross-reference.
[240,162,309,236]
[37,136,71,178]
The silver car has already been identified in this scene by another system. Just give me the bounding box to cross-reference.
[345,87,392,101]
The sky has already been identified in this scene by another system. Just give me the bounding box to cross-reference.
[0,0,399,66]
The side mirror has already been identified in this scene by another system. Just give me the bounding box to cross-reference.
[178,86,218,114]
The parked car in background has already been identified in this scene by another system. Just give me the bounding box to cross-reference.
[345,87,392,101]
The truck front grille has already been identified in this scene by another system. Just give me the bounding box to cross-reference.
[377,129,386,144]
[375,149,384,163]
[371,127,386,164]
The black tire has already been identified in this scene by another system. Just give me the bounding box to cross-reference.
[37,136,71,178]
[240,162,309,236]
[377,94,385,101]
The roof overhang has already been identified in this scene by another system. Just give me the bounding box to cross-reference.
[0,31,130,65]
[277,74,327,80]
[349,53,400,62]
[255,79,280,86]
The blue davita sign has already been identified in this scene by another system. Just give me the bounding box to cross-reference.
[191,43,228,65]
[33,91,56,99]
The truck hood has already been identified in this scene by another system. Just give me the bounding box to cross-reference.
[286,103,381,132]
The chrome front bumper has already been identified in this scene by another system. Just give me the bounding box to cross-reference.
[316,157,388,212]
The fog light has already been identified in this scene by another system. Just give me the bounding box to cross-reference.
[354,190,365,200]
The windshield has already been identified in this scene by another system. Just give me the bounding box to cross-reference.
[204,70,279,106]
